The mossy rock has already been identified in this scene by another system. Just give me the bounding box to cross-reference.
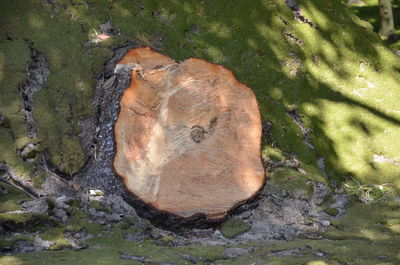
[0,234,33,250]
[113,216,137,230]
[268,168,315,199]
[0,213,35,230]
[220,217,251,238]
[40,228,72,251]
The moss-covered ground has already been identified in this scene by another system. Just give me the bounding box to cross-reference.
[0,200,398,264]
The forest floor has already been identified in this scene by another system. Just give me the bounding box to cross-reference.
[1,180,399,265]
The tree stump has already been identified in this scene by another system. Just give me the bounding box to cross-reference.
[113,47,265,219]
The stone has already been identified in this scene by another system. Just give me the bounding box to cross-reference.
[124,232,145,243]
[21,199,48,215]
[238,210,252,219]
[12,240,42,253]
[0,115,5,127]
[55,208,68,222]
[313,251,326,257]
[107,214,123,222]
[224,247,250,258]
[99,21,120,35]
[19,143,39,159]
[34,235,54,249]
[53,196,72,210]
[113,47,265,219]
[322,220,330,227]
[105,195,136,216]
[220,217,251,238]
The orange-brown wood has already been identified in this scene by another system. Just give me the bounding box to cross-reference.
[113,47,265,218]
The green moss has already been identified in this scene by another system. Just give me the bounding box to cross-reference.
[330,220,344,230]
[0,213,33,225]
[88,200,103,210]
[66,208,103,235]
[113,216,137,229]
[0,37,37,179]
[83,221,103,235]
[6,204,400,264]
[0,182,31,213]
[68,208,89,231]
[178,245,227,262]
[32,172,47,188]
[159,234,175,244]
[324,201,400,242]
[40,228,71,251]
[220,217,251,239]
[113,216,136,230]
[269,168,315,199]
[66,199,81,208]
[324,207,339,216]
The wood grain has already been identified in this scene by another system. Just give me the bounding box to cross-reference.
[114,47,265,218]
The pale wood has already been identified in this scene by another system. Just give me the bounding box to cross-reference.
[113,47,265,218]
[379,0,395,38]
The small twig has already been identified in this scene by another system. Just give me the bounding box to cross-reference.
[92,143,99,161]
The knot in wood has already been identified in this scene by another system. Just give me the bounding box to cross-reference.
[190,125,207,143]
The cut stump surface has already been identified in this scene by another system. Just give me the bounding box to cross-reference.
[114,47,265,219]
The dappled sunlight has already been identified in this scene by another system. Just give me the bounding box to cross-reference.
[205,46,226,63]
[386,222,400,234]
[305,261,329,265]
[209,23,233,39]
[359,228,393,240]
[28,14,44,29]
[0,0,398,189]
[0,256,23,265]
